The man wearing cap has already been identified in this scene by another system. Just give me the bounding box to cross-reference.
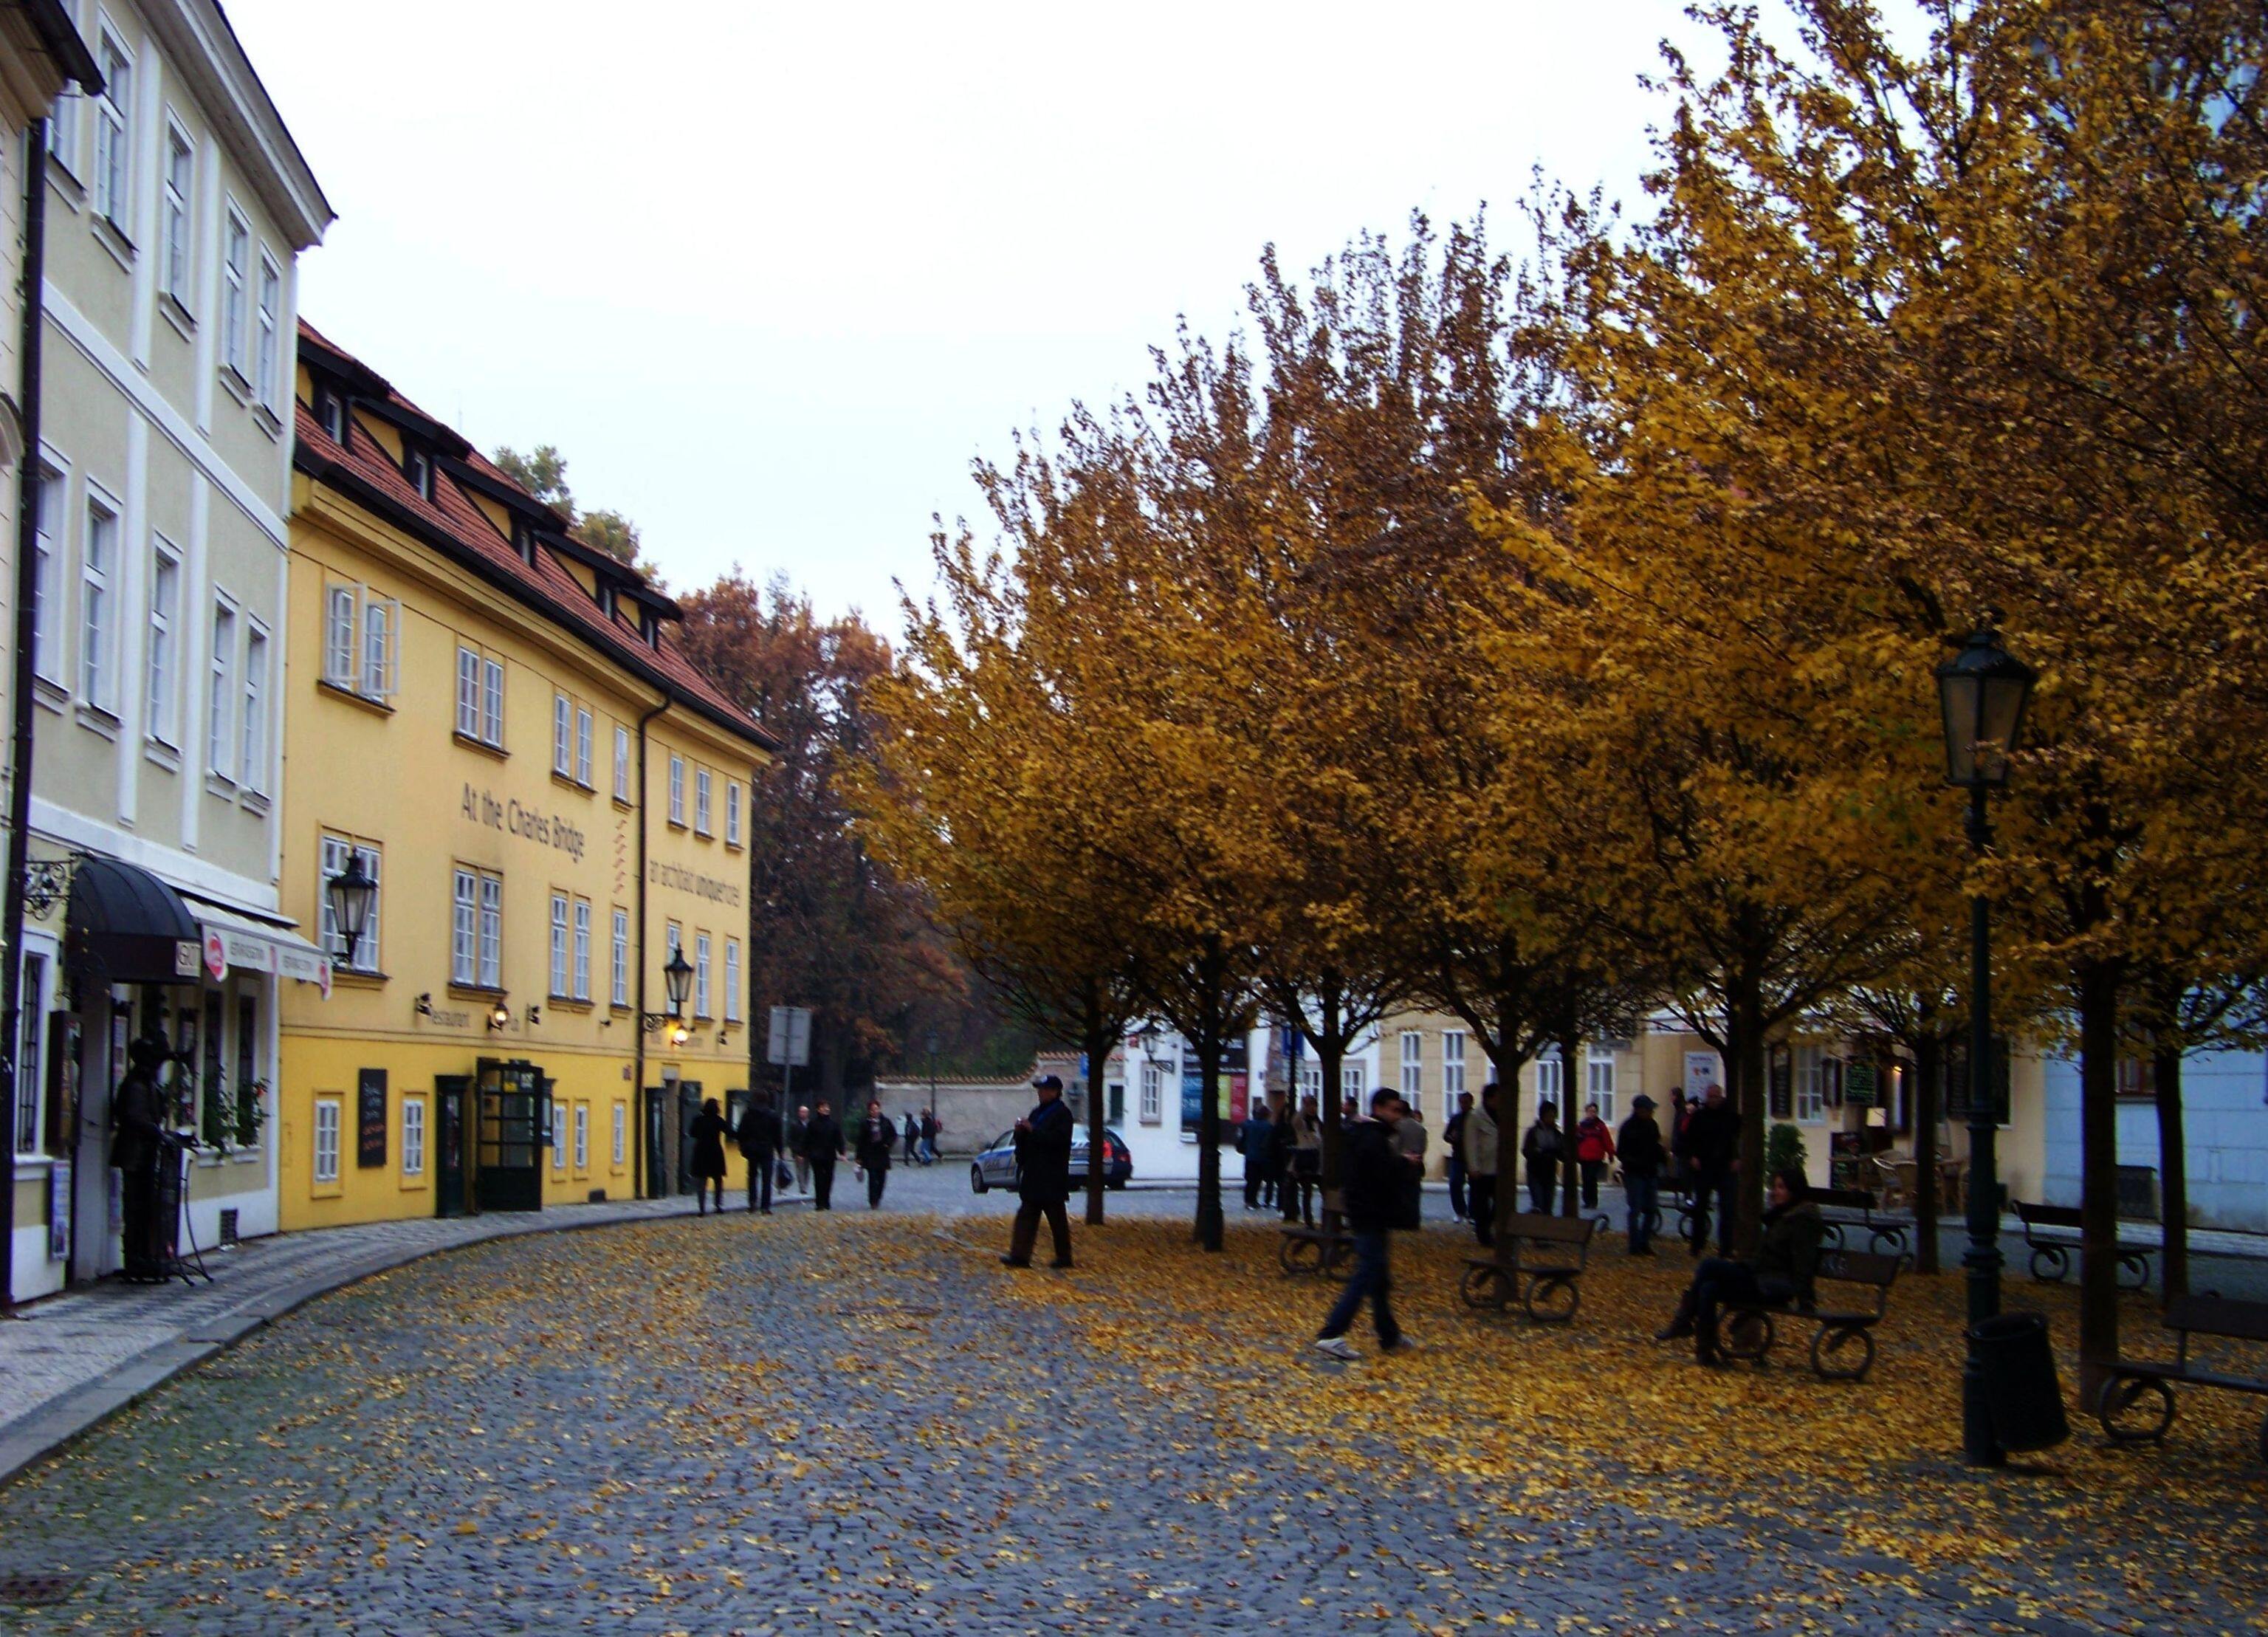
[1618,1094,1666,1255]
[1003,1073,1076,1269]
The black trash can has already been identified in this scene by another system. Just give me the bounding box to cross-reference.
[1970,1311,2070,1452]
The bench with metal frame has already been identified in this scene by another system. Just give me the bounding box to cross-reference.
[2094,1294,2268,1464]
[1810,1185,1914,1262]
[1714,1249,1902,1381]
[2014,1199,2154,1289]
[1459,1212,1598,1323]
[1278,1188,1352,1275]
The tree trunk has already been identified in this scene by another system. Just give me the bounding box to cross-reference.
[1559,1031,1583,1218]
[2076,954,2125,1401]
[1728,966,1768,1257]
[1193,940,1227,1254]
[1491,995,1525,1268]
[1911,1022,1942,1276]
[1080,984,1113,1229]
[2153,1038,2187,1301]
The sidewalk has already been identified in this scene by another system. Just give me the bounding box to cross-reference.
[0,1190,782,1486]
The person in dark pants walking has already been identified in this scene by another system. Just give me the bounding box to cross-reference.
[690,1097,729,1214]
[1238,1100,1276,1211]
[903,1113,921,1164]
[1268,1099,1299,1222]
[737,1094,780,1213]
[1522,1102,1563,1214]
[1284,1094,1322,1226]
[1003,1073,1075,1268]
[1313,1088,1418,1359]
[111,1037,170,1279]
[1443,1092,1474,1221]
[1466,1084,1501,1247]
[1617,1094,1664,1254]
[1656,1169,1824,1364]
[788,1105,812,1193]
[803,1099,845,1210]
[856,1099,896,1208]
[1678,1082,1742,1256]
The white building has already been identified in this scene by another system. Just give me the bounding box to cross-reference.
[8,0,329,1300]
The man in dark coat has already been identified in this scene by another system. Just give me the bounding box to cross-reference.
[737,1094,780,1214]
[1679,1082,1742,1257]
[1237,1100,1276,1211]
[1617,1093,1665,1255]
[1003,1073,1075,1269]
[854,1099,896,1209]
[111,1037,170,1279]
[802,1099,845,1211]
[1313,1087,1415,1358]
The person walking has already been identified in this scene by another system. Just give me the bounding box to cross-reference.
[1268,1097,1299,1221]
[690,1097,729,1215]
[903,1112,921,1164]
[803,1099,845,1211]
[1443,1092,1474,1222]
[1522,1102,1564,1214]
[737,1094,780,1214]
[111,1036,171,1280]
[919,1108,940,1164]
[855,1100,897,1208]
[788,1104,813,1193]
[1285,1094,1322,1226]
[1393,1099,1428,1225]
[1617,1094,1664,1255]
[1003,1073,1076,1269]
[1312,1088,1417,1359]
[1655,1169,1824,1364]
[1680,1082,1742,1257]
[1465,1083,1501,1247]
[1574,1102,1617,1209]
[1238,1099,1276,1211]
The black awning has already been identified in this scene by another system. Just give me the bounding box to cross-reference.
[64,857,203,988]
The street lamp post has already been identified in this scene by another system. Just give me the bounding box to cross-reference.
[1935,622,2038,1469]
[926,1032,939,1163]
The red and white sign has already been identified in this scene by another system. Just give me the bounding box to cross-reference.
[203,929,227,981]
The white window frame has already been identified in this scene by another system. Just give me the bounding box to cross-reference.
[256,253,282,410]
[572,899,591,1001]
[613,725,630,802]
[14,953,47,1153]
[575,706,592,786]
[456,646,502,744]
[724,938,741,1023]
[573,1103,588,1171]
[668,755,684,825]
[694,932,712,1017]
[361,592,396,700]
[1587,1046,1618,1124]
[1441,1030,1466,1099]
[725,780,741,846]
[478,873,502,989]
[320,834,382,974]
[31,461,63,687]
[1138,1060,1161,1124]
[313,1098,341,1184]
[402,1096,426,1177]
[611,907,630,1007]
[1299,1063,1323,1102]
[1341,1065,1365,1102]
[240,621,268,791]
[161,120,193,310]
[82,488,118,710]
[483,657,504,746]
[611,1102,626,1166]
[207,595,236,776]
[552,693,571,776]
[1795,1044,1827,1123]
[93,30,130,226]
[694,767,712,835]
[551,1102,567,1172]
[46,80,78,175]
[1399,1031,1422,1111]
[451,866,478,985]
[221,205,250,382]
[549,891,570,998]
[324,583,357,690]
[145,537,179,746]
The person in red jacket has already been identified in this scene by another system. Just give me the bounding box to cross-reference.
[1574,1101,1618,1209]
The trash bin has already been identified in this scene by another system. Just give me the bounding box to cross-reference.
[1970,1311,2070,1452]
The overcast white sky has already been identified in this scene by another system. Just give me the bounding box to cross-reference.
[221,0,1705,633]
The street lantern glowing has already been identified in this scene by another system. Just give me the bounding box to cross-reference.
[1935,626,2038,789]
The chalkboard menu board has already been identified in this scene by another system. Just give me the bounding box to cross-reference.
[1843,1059,1880,1107]
[357,1068,388,1167]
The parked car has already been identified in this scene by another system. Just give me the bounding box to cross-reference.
[969,1126,1133,1192]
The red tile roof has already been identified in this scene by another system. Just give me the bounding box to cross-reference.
[292,319,772,755]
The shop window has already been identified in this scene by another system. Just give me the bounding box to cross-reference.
[314,1098,341,1184]
[14,955,45,1153]
[234,993,260,1147]
[402,1097,426,1177]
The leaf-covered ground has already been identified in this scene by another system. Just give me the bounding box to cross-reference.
[0,1208,2258,1634]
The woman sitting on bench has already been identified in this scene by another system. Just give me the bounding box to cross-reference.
[1654,1169,1825,1366]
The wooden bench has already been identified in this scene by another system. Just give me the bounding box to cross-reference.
[1278,1224,1353,1275]
[1714,1249,1902,1381]
[2015,1200,2154,1289]
[1812,1186,1914,1262]
[1459,1213,1597,1323]
[2094,1294,2268,1464]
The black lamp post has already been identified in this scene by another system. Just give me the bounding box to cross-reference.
[1935,622,2037,1468]
[325,853,377,967]
[643,949,695,1046]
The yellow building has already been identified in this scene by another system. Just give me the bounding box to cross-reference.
[273,322,767,1229]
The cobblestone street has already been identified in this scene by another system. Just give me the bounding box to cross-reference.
[0,1201,2262,1635]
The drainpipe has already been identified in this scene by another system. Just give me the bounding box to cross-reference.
[0,123,53,1310]
[630,696,666,1198]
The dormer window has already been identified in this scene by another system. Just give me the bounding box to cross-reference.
[597,583,616,618]
[640,607,659,648]
[511,519,538,569]
[316,387,346,443]
[404,447,432,501]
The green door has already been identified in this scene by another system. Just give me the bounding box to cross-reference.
[474,1058,548,1212]
[435,1076,471,1218]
